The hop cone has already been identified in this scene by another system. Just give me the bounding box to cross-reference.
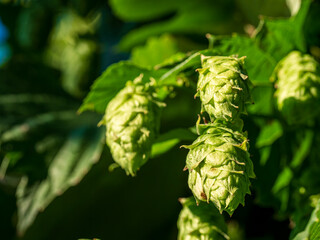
[105,76,163,176]
[272,51,320,125]
[183,123,255,215]
[177,197,229,240]
[196,55,252,122]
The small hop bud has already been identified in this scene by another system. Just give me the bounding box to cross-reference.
[196,55,252,122]
[177,197,229,240]
[183,122,255,215]
[272,51,320,125]
[105,75,163,176]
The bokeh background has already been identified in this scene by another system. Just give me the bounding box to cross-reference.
[0,0,318,239]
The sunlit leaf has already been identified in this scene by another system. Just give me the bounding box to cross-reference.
[79,60,178,114]
[79,62,154,114]
[131,34,180,69]
[253,0,311,61]
[206,35,277,83]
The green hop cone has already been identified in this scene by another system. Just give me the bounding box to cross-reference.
[196,55,252,122]
[183,122,255,215]
[177,197,229,240]
[272,51,320,125]
[105,75,164,176]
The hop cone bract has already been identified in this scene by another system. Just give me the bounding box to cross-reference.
[184,123,255,215]
[272,51,320,125]
[177,197,229,240]
[196,55,252,122]
[105,76,162,176]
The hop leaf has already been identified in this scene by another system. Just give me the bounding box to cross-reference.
[105,75,163,176]
[183,122,255,215]
[177,197,229,240]
[196,55,252,122]
[272,51,320,125]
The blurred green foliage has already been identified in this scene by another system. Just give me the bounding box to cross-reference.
[1,0,320,239]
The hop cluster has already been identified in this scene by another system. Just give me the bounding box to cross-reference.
[184,123,255,215]
[105,76,163,176]
[182,55,254,216]
[196,55,252,123]
[177,197,229,240]
[272,51,320,125]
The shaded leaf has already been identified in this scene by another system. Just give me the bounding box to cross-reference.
[113,0,240,50]
[1,111,76,142]
[235,0,290,24]
[255,120,283,148]
[109,0,182,21]
[303,1,320,53]
[291,130,314,168]
[151,128,196,158]
[259,146,272,166]
[293,199,320,240]
[247,86,274,115]
[272,167,293,194]
[16,127,104,235]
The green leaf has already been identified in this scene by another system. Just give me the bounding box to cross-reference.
[259,146,272,166]
[1,111,76,142]
[115,0,240,50]
[247,85,274,115]
[235,0,290,24]
[272,167,293,194]
[255,120,283,148]
[304,1,320,48]
[207,35,277,83]
[16,127,105,235]
[0,152,22,179]
[163,34,277,84]
[151,139,180,158]
[79,61,165,114]
[131,34,180,69]
[270,160,293,212]
[293,199,320,240]
[155,52,189,70]
[291,130,314,168]
[161,35,277,118]
[254,0,311,61]
[151,128,196,158]
[159,51,202,81]
[109,0,182,21]
[45,11,100,97]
